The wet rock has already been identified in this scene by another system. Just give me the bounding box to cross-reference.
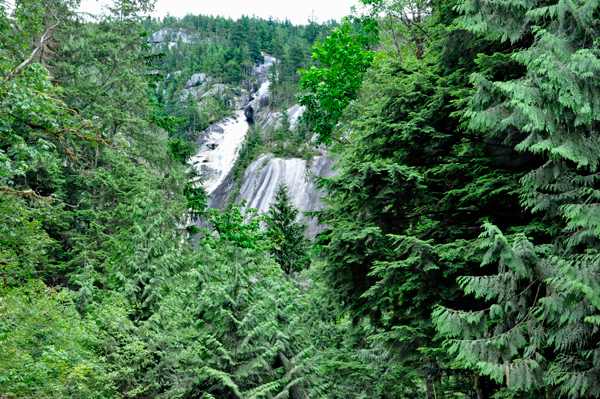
[210,125,224,134]
[259,95,270,107]
[244,106,255,123]
[253,54,277,84]
[185,56,334,241]
[188,110,250,195]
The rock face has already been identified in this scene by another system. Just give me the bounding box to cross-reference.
[244,106,254,123]
[287,104,305,131]
[186,73,207,88]
[189,110,249,195]
[237,153,335,238]
[148,28,194,46]
[200,83,228,100]
[254,55,277,83]
[186,54,334,239]
[256,103,305,132]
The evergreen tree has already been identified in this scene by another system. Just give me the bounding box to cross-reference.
[265,183,310,274]
[433,224,600,398]
[431,0,600,395]
[15,0,600,397]
[0,280,116,398]
[20,2,194,295]
[141,204,313,398]
[313,0,539,396]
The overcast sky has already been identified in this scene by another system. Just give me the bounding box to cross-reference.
[78,0,360,25]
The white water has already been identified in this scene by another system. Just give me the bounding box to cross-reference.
[188,56,275,197]
[189,110,249,194]
[256,81,270,97]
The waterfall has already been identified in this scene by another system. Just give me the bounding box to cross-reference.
[189,109,249,195]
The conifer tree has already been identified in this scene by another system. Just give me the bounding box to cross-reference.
[141,204,313,398]
[313,0,539,396]
[265,183,310,274]
[431,0,600,395]
[20,2,194,293]
[433,224,600,398]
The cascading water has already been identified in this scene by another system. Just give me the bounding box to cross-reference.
[189,109,249,195]
[188,54,276,197]
[187,72,334,240]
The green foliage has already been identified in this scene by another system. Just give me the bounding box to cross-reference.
[109,194,188,319]
[265,111,313,160]
[206,201,269,250]
[168,137,195,164]
[231,124,264,184]
[311,0,543,396]
[51,14,152,141]
[298,22,374,145]
[353,0,431,60]
[8,0,600,397]
[428,0,600,396]
[146,244,313,398]
[265,183,310,274]
[166,91,230,140]
[302,273,431,399]
[433,224,600,398]
[1,2,325,399]
[0,281,115,398]
[105,202,314,399]
[0,195,53,285]
[149,14,337,128]
[0,0,104,192]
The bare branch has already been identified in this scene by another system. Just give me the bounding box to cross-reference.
[0,185,79,208]
[2,10,60,84]
[9,112,113,147]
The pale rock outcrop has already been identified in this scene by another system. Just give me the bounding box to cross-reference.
[148,28,194,46]
[237,153,335,238]
[256,104,305,132]
[187,54,334,239]
[200,83,228,100]
[254,55,277,83]
[166,70,182,79]
[186,73,207,88]
[288,104,305,130]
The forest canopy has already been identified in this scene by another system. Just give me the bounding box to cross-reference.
[1,0,600,398]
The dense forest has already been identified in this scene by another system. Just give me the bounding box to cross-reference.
[2,0,600,398]
[145,12,336,139]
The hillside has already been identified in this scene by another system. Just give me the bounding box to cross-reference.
[2,0,600,398]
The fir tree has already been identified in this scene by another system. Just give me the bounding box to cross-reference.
[142,204,314,398]
[265,183,310,274]
[431,0,600,395]
[433,224,600,398]
[313,0,538,395]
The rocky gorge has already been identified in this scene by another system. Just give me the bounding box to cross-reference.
[184,55,335,237]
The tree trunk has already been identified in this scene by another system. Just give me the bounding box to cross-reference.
[474,374,489,399]
[426,374,435,399]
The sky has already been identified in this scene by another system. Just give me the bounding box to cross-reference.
[78,0,360,25]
